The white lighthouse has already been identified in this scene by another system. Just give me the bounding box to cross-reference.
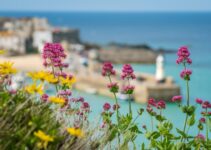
[155,54,165,82]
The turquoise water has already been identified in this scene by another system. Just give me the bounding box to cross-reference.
[1,12,211,139]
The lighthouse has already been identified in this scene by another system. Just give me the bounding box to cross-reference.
[155,54,165,82]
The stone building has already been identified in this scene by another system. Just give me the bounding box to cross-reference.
[0,31,25,54]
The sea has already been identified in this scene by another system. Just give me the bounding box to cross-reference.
[1,11,211,143]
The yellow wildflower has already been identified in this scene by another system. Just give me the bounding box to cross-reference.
[34,130,54,142]
[27,71,50,82]
[66,127,84,138]
[45,74,59,84]
[48,96,65,105]
[25,83,43,95]
[60,76,76,88]
[0,61,17,75]
[0,49,5,55]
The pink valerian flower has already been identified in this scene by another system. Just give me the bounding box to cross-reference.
[156,100,166,109]
[180,69,192,80]
[81,102,90,112]
[148,98,157,107]
[41,94,49,102]
[176,46,192,65]
[195,134,205,141]
[58,90,72,96]
[172,95,182,102]
[9,89,17,95]
[196,98,203,104]
[199,117,206,123]
[42,43,67,68]
[107,82,119,93]
[202,101,210,109]
[121,64,136,80]
[113,104,120,110]
[102,62,116,76]
[146,105,153,113]
[122,85,135,94]
[103,103,111,111]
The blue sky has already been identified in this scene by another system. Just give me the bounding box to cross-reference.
[1,0,211,12]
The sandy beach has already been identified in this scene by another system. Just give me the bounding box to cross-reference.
[0,54,44,71]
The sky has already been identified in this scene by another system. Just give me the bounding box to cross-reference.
[0,0,211,12]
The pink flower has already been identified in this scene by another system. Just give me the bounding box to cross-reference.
[102,62,116,76]
[195,134,205,141]
[58,90,72,96]
[121,64,136,80]
[103,103,111,111]
[176,46,192,64]
[9,89,17,95]
[202,101,210,109]
[122,85,135,94]
[81,102,90,112]
[180,69,192,80]
[148,98,157,107]
[113,104,120,110]
[199,117,206,123]
[157,100,166,109]
[42,43,66,68]
[196,98,203,104]
[41,94,48,102]
[177,46,190,58]
[107,82,119,93]
[172,95,182,102]
[146,105,153,113]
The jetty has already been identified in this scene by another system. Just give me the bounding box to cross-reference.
[71,51,180,103]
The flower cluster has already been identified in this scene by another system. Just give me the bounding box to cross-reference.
[121,64,136,80]
[102,62,115,76]
[177,46,193,81]
[171,95,182,102]
[122,85,135,94]
[180,69,192,80]
[107,82,119,93]
[176,46,192,64]
[147,98,166,112]
[42,43,68,68]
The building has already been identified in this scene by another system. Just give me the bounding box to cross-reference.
[53,28,80,44]
[0,31,25,54]
[33,29,53,52]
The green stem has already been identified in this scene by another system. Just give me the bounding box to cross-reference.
[181,62,190,142]
[151,116,154,131]
[186,80,190,106]
[51,66,59,92]
[127,79,132,116]
[206,109,209,143]
[108,76,120,149]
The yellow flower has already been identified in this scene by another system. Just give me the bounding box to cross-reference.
[0,49,5,55]
[25,83,43,95]
[27,71,50,82]
[45,74,59,84]
[34,130,54,142]
[48,96,65,105]
[60,76,76,88]
[0,61,17,75]
[66,127,84,138]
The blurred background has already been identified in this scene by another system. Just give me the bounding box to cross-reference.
[0,0,211,133]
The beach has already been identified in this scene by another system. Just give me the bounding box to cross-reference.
[0,54,44,71]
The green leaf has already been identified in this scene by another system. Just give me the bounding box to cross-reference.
[187,114,195,126]
[176,128,187,138]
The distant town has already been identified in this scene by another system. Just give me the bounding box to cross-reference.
[0,17,80,55]
[0,17,174,64]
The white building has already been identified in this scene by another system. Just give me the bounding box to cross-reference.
[33,30,53,53]
[0,31,25,54]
